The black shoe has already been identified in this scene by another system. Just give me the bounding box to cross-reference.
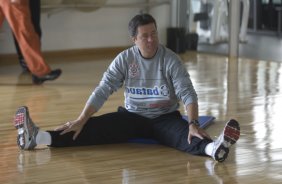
[32,69,62,85]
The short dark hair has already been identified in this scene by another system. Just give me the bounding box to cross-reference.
[128,13,157,37]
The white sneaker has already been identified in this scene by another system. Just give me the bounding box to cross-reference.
[14,106,38,150]
[212,119,240,162]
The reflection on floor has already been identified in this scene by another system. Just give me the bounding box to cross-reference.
[197,33,282,62]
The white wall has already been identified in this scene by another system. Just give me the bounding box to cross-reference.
[0,0,171,54]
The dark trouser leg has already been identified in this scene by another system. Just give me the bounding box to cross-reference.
[152,111,213,156]
[29,0,42,37]
[48,110,154,147]
[13,0,41,71]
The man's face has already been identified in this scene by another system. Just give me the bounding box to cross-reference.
[132,23,159,58]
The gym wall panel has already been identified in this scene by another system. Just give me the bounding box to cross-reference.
[0,0,170,54]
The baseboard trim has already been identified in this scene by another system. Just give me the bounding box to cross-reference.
[0,46,129,65]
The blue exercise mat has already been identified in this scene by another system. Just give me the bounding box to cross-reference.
[128,115,215,144]
[182,115,215,129]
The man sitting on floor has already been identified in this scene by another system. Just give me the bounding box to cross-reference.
[12,13,240,162]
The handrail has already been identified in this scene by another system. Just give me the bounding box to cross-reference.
[41,1,170,9]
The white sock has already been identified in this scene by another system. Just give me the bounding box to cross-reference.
[205,142,215,156]
[36,131,52,145]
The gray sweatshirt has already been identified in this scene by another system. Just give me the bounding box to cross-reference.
[86,44,198,119]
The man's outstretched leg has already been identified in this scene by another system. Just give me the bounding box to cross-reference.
[13,106,154,150]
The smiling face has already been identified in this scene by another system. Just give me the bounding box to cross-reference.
[132,23,159,59]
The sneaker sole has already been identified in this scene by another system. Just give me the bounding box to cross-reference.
[223,119,240,146]
[215,119,240,162]
[14,106,29,150]
[14,106,28,129]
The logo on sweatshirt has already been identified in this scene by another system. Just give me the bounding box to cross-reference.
[128,62,139,78]
[125,85,170,100]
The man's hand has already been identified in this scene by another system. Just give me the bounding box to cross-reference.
[187,124,211,144]
[54,104,96,140]
[54,119,86,140]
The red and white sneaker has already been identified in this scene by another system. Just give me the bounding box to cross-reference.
[212,119,240,162]
[14,106,38,150]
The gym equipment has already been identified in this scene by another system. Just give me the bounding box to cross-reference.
[167,27,186,53]
[188,0,250,44]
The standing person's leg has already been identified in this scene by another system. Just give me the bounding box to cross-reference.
[13,106,154,149]
[29,0,41,37]
[13,0,41,72]
[152,111,212,155]
[2,0,61,84]
[0,6,4,27]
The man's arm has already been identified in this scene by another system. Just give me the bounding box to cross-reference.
[55,54,126,140]
[186,102,198,122]
[186,103,211,144]
[77,103,97,124]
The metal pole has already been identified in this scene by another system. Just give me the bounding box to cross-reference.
[229,0,240,57]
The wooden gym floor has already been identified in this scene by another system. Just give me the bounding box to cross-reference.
[0,50,282,184]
